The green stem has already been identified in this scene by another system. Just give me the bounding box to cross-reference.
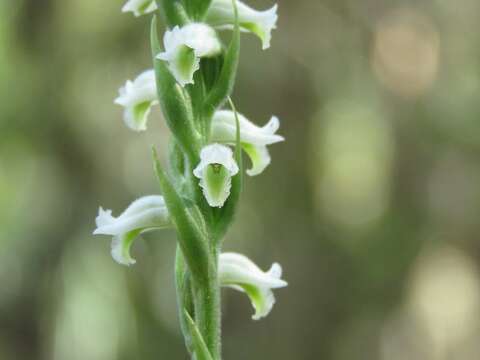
[192,247,221,359]
[156,0,190,27]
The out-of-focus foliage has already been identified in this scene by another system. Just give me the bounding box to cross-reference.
[1,0,480,359]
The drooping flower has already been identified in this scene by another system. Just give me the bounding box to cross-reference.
[156,23,222,86]
[219,252,287,320]
[121,0,157,17]
[210,110,284,176]
[206,0,278,50]
[93,196,171,266]
[114,70,158,131]
[193,144,239,208]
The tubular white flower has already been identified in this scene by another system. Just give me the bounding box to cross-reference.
[206,0,278,50]
[156,23,222,86]
[210,110,284,176]
[219,252,287,320]
[114,70,158,131]
[193,144,239,208]
[93,196,171,266]
[121,0,157,17]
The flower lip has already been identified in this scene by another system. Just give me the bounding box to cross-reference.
[156,23,222,86]
[193,144,239,208]
[114,70,158,131]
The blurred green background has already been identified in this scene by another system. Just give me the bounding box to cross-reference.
[2,0,480,359]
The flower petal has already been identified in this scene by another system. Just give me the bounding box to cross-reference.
[219,252,287,320]
[94,195,169,235]
[94,196,171,266]
[206,0,278,49]
[210,110,283,176]
[122,0,158,17]
[211,110,284,146]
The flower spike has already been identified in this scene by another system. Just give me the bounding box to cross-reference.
[93,195,171,265]
[156,23,222,86]
[193,144,239,208]
[122,0,158,17]
[206,0,278,50]
[97,1,286,356]
[114,70,158,131]
[219,252,287,320]
[210,110,284,176]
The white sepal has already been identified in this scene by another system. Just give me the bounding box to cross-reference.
[156,23,222,86]
[206,0,278,49]
[121,0,158,17]
[114,70,158,131]
[210,110,284,176]
[219,252,287,320]
[193,144,239,208]
[94,196,171,266]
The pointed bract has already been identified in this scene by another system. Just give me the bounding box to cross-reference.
[156,23,222,86]
[184,310,214,360]
[193,144,239,207]
[122,0,158,17]
[219,252,287,320]
[206,0,278,49]
[114,70,158,131]
[210,110,284,176]
[94,196,171,265]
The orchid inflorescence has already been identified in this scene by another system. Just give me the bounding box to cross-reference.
[94,1,285,358]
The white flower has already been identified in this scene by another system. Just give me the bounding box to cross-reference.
[122,0,157,17]
[193,144,239,208]
[156,23,222,86]
[210,110,284,176]
[114,70,158,131]
[206,0,278,50]
[93,196,171,266]
[219,252,287,320]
